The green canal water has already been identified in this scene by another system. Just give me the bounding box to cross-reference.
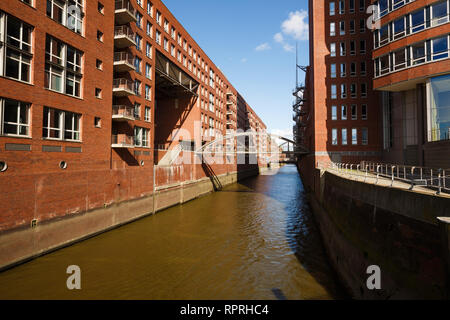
[0,165,345,299]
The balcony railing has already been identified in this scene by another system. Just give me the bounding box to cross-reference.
[114,26,135,48]
[113,78,135,96]
[112,105,135,121]
[115,0,137,25]
[113,52,135,71]
[111,134,134,148]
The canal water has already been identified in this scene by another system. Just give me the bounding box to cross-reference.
[0,165,345,299]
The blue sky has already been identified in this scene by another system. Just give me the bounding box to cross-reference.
[162,0,310,139]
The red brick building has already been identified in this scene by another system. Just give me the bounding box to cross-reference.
[371,0,450,168]
[0,0,267,235]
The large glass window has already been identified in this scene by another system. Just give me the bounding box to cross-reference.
[431,1,449,26]
[394,48,406,70]
[411,9,425,33]
[134,127,149,147]
[43,106,80,141]
[393,17,405,40]
[2,15,33,83]
[45,36,82,97]
[342,128,348,145]
[2,99,30,136]
[411,41,426,65]
[428,74,450,141]
[432,36,449,60]
[46,0,83,34]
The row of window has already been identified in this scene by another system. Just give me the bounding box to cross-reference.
[374,34,450,77]
[373,0,416,19]
[0,97,152,146]
[330,83,368,99]
[133,103,152,122]
[329,40,367,57]
[329,0,367,16]
[331,104,368,120]
[331,128,369,145]
[330,18,367,37]
[330,61,367,78]
[374,0,449,49]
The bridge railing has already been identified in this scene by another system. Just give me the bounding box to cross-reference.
[317,161,450,195]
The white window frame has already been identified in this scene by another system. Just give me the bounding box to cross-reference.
[0,98,30,137]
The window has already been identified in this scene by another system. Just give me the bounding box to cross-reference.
[393,17,405,40]
[45,36,82,97]
[2,15,33,83]
[96,59,102,70]
[134,127,149,147]
[350,0,355,13]
[43,106,80,141]
[341,83,347,98]
[147,21,153,37]
[209,93,215,112]
[134,103,141,119]
[379,24,389,46]
[330,43,336,57]
[411,41,426,65]
[164,19,169,33]
[339,21,345,35]
[350,62,356,76]
[137,0,142,7]
[46,0,83,34]
[350,40,356,55]
[359,0,365,12]
[351,104,357,120]
[135,34,142,50]
[145,63,151,79]
[331,84,337,99]
[352,128,358,145]
[340,42,346,56]
[145,85,151,100]
[164,37,168,51]
[136,12,142,29]
[342,128,347,145]
[350,83,357,98]
[156,10,161,25]
[361,83,367,97]
[360,61,366,76]
[153,30,161,46]
[428,74,450,141]
[432,1,449,26]
[362,104,368,120]
[171,27,175,39]
[146,42,152,58]
[432,36,449,60]
[332,105,337,120]
[134,57,141,73]
[360,19,366,33]
[144,106,151,122]
[95,88,101,98]
[330,2,335,15]
[411,9,425,33]
[360,40,366,54]
[97,30,103,42]
[330,22,336,36]
[331,64,337,78]
[362,128,368,145]
[339,0,345,14]
[134,80,141,95]
[98,2,104,14]
[341,105,347,120]
[340,63,346,77]
[350,20,355,34]
[332,128,338,145]
[379,54,390,75]
[21,0,33,5]
[1,98,30,137]
[147,1,153,17]
[379,0,388,17]
[94,117,101,128]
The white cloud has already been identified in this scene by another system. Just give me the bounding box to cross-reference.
[281,10,309,41]
[255,42,271,51]
[283,43,295,52]
[241,58,248,63]
[273,33,284,43]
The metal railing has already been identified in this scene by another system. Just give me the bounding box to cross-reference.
[113,78,134,92]
[115,0,135,15]
[114,52,134,65]
[112,105,134,118]
[318,161,450,195]
[111,134,134,146]
[114,25,135,39]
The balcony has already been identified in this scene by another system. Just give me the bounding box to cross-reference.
[112,134,134,148]
[113,78,135,96]
[115,0,137,25]
[112,105,135,121]
[114,26,135,49]
[114,52,135,72]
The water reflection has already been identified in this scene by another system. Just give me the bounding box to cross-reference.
[0,165,345,300]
